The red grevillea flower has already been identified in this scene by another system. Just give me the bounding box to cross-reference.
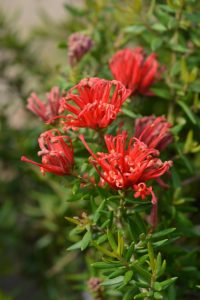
[109,48,161,96]
[68,32,93,66]
[60,77,131,129]
[21,129,74,176]
[80,131,172,203]
[27,86,62,124]
[134,116,173,151]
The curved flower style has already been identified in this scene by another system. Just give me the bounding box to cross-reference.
[134,116,173,151]
[60,77,131,129]
[27,86,62,124]
[68,32,93,66]
[21,129,74,176]
[80,131,172,203]
[109,48,161,95]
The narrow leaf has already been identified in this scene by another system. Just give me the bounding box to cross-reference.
[81,230,92,251]
[124,270,133,284]
[67,240,82,251]
[92,242,118,258]
[177,101,196,124]
[152,228,176,239]
[117,231,124,256]
[65,216,80,225]
[122,108,141,119]
[147,242,155,271]
[93,199,106,223]
[101,276,124,286]
[107,230,118,252]
[131,263,151,282]
[154,277,178,291]
[108,269,126,279]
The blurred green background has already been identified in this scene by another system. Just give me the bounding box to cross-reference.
[0,1,84,299]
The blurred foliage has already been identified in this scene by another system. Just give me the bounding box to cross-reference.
[1,0,200,299]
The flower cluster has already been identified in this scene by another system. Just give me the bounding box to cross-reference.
[22,44,172,207]
[80,131,172,203]
[109,48,161,95]
[27,86,62,124]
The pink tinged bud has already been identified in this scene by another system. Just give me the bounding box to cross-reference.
[68,32,94,67]
[80,131,172,199]
[21,129,74,176]
[134,115,173,151]
[149,203,158,228]
[26,87,62,124]
[60,77,131,130]
[109,48,163,96]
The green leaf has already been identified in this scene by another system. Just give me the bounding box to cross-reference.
[117,231,124,256]
[177,101,196,124]
[92,242,118,258]
[152,228,176,239]
[67,240,82,251]
[93,199,106,223]
[183,130,193,153]
[169,44,189,53]
[123,287,137,300]
[189,80,200,93]
[101,219,110,229]
[154,292,163,299]
[107,230,118,252]
[152,23,167,32]
[108,269,126,279]
[154,282,162,291]
[155,253,162,275]
[65,216,80,225]
[170,121,186,135]
[151,87,171,99]
[124,270,133,284]
[101,276,124,286]
[131,263,151,282]
[91,262,118,269]
[147,242,155,271]
[127,217,140,242]
[124,25,145,34]
[125,242,135,261]
[154,277,178,291]
[96,234,107,245]
[171,168,181,188]
[132,213,147,234]
[134,291,153,299]
[180,57,189,83]
[153,239,168,247]
[122,108,141,119]
[157,260,166,277]
[81,230,92,251]
[175,143,194,173]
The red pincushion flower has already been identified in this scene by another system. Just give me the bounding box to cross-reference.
[21,129,74,176]
[80,131,172,203]
[134,116,173,151]
[27,86,62,124]
[109,48,161,96]
[60,77,131,129]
